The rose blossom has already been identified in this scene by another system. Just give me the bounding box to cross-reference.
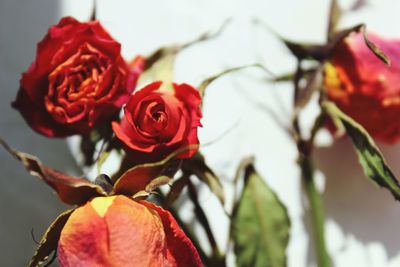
[0,139,202,267]
[13,16,143,137]
[58,195,202,267]
[324,32,400,143]
[112,81,202,162]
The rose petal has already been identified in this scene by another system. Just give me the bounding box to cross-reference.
[112,81,202,162]
[141,201,203,267]
[326,32,400,143]
[14,16,141,137]
[58,196,171,266]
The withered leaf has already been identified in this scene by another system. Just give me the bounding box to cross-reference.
[327,0,341,41]
[325,24,390,65]
[145,175,172,193]
[113,151,182,196]
[183,153,225,205]
[28,209,74,267]
[138,19,231,90]
[198,63,273,100]
[0,139,107,205]
[165,175,190,207]
[295,66,323,109]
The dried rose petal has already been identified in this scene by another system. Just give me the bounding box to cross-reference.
[58,196,202,267]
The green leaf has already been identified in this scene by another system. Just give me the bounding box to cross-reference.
[322,101,400,200]
[232,163,290,267]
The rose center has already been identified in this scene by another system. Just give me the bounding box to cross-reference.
[146,105,168,132]
[45,43,110,124]
[151,111,166,123]
[135,100,170,138]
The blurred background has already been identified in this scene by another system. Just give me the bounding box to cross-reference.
[1,0,400,266]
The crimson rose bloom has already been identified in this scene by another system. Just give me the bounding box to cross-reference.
[324,32,400,143]
[13,16,142,137]
[58,196,202,267]
[112,81,202,162]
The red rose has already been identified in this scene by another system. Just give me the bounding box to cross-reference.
[324,32,400,143]
[13,16,143,137]
[112,81,202,162]
[58,196,202,267]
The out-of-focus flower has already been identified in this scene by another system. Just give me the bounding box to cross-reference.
[13,16,143,137]
[324,32,400,143]
[112,81,202,163]
[58,195,202,267]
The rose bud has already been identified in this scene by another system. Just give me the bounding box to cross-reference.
[324,32,400,143]
[58,196,202,267]
[13,16,143,137]
[112,81,202,163]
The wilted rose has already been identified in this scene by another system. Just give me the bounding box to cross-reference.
[13,16,143,137]
[112,81,202,162]
[0,139,202,267]
[324,32,400,143]
[58,195,202,267]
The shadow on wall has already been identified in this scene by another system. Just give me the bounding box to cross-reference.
[0,1,81,266]
[309,138,400,264]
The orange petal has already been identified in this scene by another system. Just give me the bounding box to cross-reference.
[58,196,171,267]
[141,201,203,266]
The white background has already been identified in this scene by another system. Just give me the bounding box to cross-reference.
[1,0,400,266]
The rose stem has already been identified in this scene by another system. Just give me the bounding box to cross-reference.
[292,85,331,267]
[298,143,330,267]
[187,179,226,267]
